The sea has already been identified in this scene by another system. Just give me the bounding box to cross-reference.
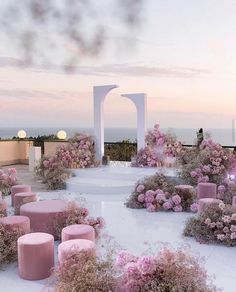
[0,127,235,147]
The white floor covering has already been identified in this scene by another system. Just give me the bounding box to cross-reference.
[1,165,236,291]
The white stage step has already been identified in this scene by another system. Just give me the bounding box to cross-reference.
[66,165,177,195]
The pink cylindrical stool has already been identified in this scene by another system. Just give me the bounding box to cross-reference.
[58,239,95,264]
[0,216,30,233]
[0,198,7,216]
[11,185,31,206]
[198,198,222,215]
[61,224,95,242]
[18,232,54,280]
[232,196,236,207]
[197,183,217,199]
[14,192,37,215]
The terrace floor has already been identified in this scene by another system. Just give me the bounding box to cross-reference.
[1,165,236,291]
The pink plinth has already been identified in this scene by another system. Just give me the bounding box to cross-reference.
[20,200,67,237]
[232,196,236,207]
[18,232,54,280]
[198,198,222,215]
[0,198,7,216]
[62,224,95,242]
[14,192,37,215]
[58,239,96,264]
[11,185,31,206]
[0,216,30,233]
[197,183,216,199]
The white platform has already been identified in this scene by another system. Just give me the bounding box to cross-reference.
[67,165,177,195]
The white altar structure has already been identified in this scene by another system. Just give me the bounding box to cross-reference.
[93,85,147,161]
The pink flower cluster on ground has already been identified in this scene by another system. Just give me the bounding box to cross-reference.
[36,133,98,189]
[132,124,183,168]
[137,186,183,212]
[217,177,236,204]
[182,139,236,186]
[0,168,17,196]
[117,248,217,292]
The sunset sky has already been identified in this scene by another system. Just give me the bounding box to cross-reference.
[0,0,236,129]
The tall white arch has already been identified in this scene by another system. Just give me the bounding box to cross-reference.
[94,85,118,161]
[93,86,147,162]
[121,93,147,151]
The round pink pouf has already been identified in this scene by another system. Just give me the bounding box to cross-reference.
[0,216,30,233]
[11,185,31,206]
[197,183,217,199]
[0,198,7,216]
[198,198,222,215]
[14,192,37,215]
[58,239,96,264]
[20,200,67,237]
[62,224,95,242]
[18,232,54,280]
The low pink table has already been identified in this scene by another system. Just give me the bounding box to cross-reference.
[20,200,67,238]
[0,216,30,233]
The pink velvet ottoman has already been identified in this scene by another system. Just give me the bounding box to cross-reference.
[18,232,54,280]
[197,183,217,199]
[20,200,67,238]
[0,198,7,216]
[232,196,236,207]
[58,239,96,264]
[0,215,30,233]
[198,198,222,215]
[11,185,31,206]
[62,224,95,242]
[14,192,37,215]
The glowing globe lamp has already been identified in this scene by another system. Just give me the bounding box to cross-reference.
[57,130,67,140]
[18,130,27,139]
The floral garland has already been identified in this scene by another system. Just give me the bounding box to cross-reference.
[0,168,17,196]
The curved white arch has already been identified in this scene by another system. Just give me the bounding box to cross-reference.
[93,86,147,162]
[94,85,118,161]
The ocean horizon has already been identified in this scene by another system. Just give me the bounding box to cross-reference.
[0,127,235,146]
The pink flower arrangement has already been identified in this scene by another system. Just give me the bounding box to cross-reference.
[0,168,18,196]
[132,124,183,168]
[117,248,217,291]
[185,202,236,246]
[36,133,98,189]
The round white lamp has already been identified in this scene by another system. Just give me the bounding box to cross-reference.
[17,130,27,139]
[57,130,67,140]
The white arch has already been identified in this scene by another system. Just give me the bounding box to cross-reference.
[93,86,147,162]
[121,93,147,151]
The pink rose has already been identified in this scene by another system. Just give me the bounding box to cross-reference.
[136,184,145,193]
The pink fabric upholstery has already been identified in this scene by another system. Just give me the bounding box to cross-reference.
[14,192,37,215]
[0,198,7,216]
[232,196,236,207]
[197,183,216,199]
[58,239,96,264]
[62,224,95,242]
[198,198,222,215]
[11,185,31,206]
[18,232,54,280]
[20,200,67,237]
[0,216,30,233]
[175,185,194,191]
